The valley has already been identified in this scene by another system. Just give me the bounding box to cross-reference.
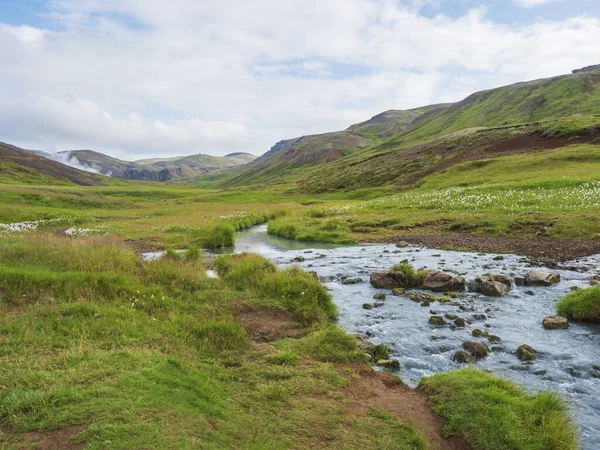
[1,66,600,449]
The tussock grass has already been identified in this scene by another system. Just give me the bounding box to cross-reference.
[268,217,356,244]
[556,286,600,322]
[215,253,337,324]
[420,368,578,450]
[391,262,428,288]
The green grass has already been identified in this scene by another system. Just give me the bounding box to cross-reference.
[0,234,434,449]
[556,286,600,322]
[268,217,357,244]
[390,262,428,288]
[420,368,578,450]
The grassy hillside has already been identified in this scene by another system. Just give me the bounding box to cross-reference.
[290,69,600,194]
[401,70,600,145]
[299,115,600,192]
[227,130,372,186]
[226,106,445,187]
[0,142,107,186]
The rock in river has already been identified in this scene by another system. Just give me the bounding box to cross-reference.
[517,344,539,361]
[453,350,474,364]
[524,270,560,286]
[429,315,447,326]
[370,271,406,289]
[543,316,569,330]
[462,341,489,359]
[377,359,401,370]
[422,271,465,292]
[469,273,511,297]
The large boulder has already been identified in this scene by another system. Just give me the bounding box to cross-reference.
[422,271,465,292]
[469,274,511,296]
[370,271,406,289]
[542,316,569,330]
[524,270,560,286]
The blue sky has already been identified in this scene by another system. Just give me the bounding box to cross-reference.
[0,0,598,159]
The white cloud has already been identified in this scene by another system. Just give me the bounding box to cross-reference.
[513,0,562,8]
[0,1,598,159]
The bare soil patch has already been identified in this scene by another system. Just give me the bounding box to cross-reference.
[239,307,306,342]
[1,425,86,450]
[343,366,471,450]
[390,234,600,264]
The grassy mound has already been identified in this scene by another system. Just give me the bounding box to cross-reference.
[556,286,600,322]
[420,368,578,450]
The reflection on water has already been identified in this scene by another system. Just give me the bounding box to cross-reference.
[231,224,600,450]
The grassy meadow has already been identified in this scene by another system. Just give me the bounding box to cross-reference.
[1,134,595,448]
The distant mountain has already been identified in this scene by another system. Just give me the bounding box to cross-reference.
[0,142,106,186]
[225,66,600,191]
[226,106,442,186]
[37,150,257,182]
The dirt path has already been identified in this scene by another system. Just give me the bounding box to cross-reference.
[386,234,600,265]
[344,366,471,450]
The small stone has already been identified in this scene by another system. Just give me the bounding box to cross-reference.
[396,241,409,248]
[362,303,374,310]
[454,318,466,328]
[517,344,538,361]
[472,329,484,337]
[293,256,305,262]
[542,316,569,330]
[374,302,385,308]
[486,334,501,343]
[462,341,489,359]
[510,365,530,372]
[373,293,386,300]
[453,350,473,364]
[428,316,446,326]
[525,290,535,296]
[532,369,547,376]
[444,314,459,321]
[493,255,505,261]
[377,359,401,370]
[342,277,361,285]
[392,288,406,296]
[472,314,487,321]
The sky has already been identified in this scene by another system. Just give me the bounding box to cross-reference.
[0,0,599,160]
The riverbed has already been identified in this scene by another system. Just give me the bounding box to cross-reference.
[225,225,600,449]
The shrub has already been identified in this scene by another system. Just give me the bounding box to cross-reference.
[201,223,235,249]
[556,286,600,322]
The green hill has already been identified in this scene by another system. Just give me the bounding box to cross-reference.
[0,142,107,186]
[285,69,600,193]
[227,106,443,186]
[51,150,257,182]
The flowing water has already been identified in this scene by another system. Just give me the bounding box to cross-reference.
[143,224,600,447]
[226,225,600,449]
